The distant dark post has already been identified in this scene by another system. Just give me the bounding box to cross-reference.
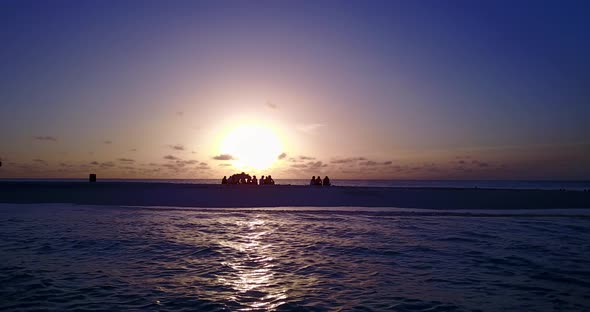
[89,174,97,182]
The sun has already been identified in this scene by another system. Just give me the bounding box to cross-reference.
[219,124,283,171]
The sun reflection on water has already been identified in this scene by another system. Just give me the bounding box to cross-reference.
[217,217,287,311]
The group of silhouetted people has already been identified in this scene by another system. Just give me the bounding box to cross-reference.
[221,172,275,185]
[310,176,331,186]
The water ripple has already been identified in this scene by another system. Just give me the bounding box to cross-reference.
[1,204,590,311]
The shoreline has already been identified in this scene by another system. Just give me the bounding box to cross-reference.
[1,182,589,209]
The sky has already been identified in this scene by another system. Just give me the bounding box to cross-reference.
[0,0,589,179]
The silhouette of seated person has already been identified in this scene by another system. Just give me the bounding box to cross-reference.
[259,175,265,185]
[251,175,258,185]
[323,176,331,186]
[310,176,316,186]
[222,176,228,184]
[315,176,322,186]
[266,175,275,185]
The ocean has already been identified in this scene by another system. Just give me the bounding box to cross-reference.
[1,204,589,311]
[1,178,589,190]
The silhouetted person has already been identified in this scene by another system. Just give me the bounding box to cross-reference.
[267,175,275,185]
[222,176,227,184]
[259,175,265,185]
[252,175,258,185]
[310,176,315,186]
[315,176,322,186]
[323,176,331,186]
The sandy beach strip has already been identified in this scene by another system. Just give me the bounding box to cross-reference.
[1,182,589,209]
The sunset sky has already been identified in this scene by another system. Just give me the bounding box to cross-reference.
[1,1,589,179]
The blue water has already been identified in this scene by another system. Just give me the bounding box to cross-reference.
[1,204,589,311]
[1,178,589,190]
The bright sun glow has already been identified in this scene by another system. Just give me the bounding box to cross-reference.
[220,125,283,171]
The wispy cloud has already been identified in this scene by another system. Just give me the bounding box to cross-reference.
[330,157,366,164]
[32,158,48,165]
[100,161,115,168]
[358,160,392,167]
[296,123,324,134]
[308,161,327,169]
[300,155,315,160]
[266,101,278,109]
[291,161,328,170]
[168,144,185,151]
[33,136,57,142]
[118,158,135,163]
[164,155,180,161]
[176,111,184,116]
[213,154,234,160]
[103,140,112,144]
[278,152,287,160]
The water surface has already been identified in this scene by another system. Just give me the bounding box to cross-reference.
[1,204,589,311]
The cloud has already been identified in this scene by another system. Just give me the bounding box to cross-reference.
[359,160,392,166]
[100,161,115,168]
[118,158,135,163]
[308,161,328,169]
[199,162,208,166]
[176,111,184,116]
[32,159,48,165]
[169,144,185,151]
[175,159,198,166]
[164,155,180,161]
[454,158,491,169]
[34,136,57,142]
[219,163,232,167]
[471,160,490,167]
[103,140,112,144]
[278,152,287,160]
[213,154,234,160]
[90,161,100,165]
[330,157,366,164]
[300,155,315,160]
[162,163,180,171]
[130,149,137,152]
[296,123,324,134]
[266,101,278,109]
[291,161,328,170]
[359,160,378,166]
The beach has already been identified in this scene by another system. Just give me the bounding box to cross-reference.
[1,181,589,209]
